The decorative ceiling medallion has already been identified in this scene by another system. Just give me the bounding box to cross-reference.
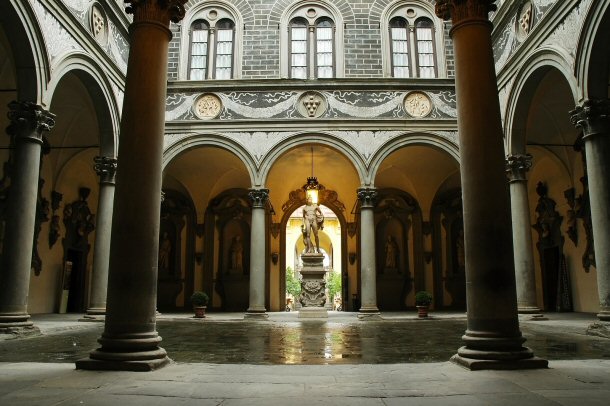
[297,91,327,118]
[193,94,222,120]
[404,91,432,118]
[516,1,533,42]
[90,4,108,45]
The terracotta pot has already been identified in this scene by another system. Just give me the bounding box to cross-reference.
[417,305,429,318]
[194,306,206,318]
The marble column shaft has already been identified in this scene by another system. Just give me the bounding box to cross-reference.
[0,101,54,331]
[435,0,545,369]
[76,0,186,371]
[571,99,610,321]
[85,156,117,316]
[506,154,541,314]
[357,188,380,316]
[246,189,269,317]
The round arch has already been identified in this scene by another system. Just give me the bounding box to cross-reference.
[575,0,610,100]
[367,132,460,185]
[44,53,121,157]
[0,0,50,103]
[162,133,259,186]
[258,132,367,187]
[504,48,578,154]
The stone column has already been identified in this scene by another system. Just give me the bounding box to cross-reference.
[84,156,117,319]
[357,188,380,319]
[435,0,546,369]
[76,0,186,371]
[571,99,610,324]
[0,101,54,335]
[506,154,543,317]
[245,188,269,319]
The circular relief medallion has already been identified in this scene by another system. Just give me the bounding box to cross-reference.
[90,4,108,45]
[404,91,432,118]
[193,94,222,120]
[297,91,327,118]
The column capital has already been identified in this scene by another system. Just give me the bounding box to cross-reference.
[505,153,532,183]
[248,188,269,208]
[357,188,378,208]
[435,0,497,25]
[125,0,187,25]
[570,99,610,140]
[94,156,117,185]
[6,101,55,143]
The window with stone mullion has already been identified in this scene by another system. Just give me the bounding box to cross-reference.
[189,21,209,80]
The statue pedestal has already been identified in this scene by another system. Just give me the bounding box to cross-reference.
[298,253,328,319]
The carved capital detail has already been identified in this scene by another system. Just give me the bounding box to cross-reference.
[357,188,377,208]
[505,153,532,182]
[6,101,55,143]
[435,0,497,24]
[570,99,610,139]
[125,0,187,25]
[93,156,118,185]
[248,188,269,208]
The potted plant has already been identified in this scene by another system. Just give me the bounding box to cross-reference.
[190,291,209,318]
[415,291,433,318]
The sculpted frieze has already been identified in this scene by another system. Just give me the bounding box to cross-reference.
[165,89,457,121]
[33,1,84,64]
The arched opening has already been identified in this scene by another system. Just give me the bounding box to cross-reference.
[375,144,460,310]
[510,66,587,312]
[268,143,359,312]
[162,145,252,311]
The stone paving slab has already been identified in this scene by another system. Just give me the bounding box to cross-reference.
[1,361,610,405]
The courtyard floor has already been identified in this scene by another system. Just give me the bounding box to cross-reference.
[0,311,609,405]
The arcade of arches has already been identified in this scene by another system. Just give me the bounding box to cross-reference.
[0,0,609,372]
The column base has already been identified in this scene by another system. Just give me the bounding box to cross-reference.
[244,309,268,319]
[357,307,381,320]
[0,314,40,337]
[597,310,610,322]
[76,352,171,372]
[586,321,610,338]
[451,351,548,370]
[80,308,106,322]
[517,305,542,314]
[299,307,328,318]
[76,331,170,371]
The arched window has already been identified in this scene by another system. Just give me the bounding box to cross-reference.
[390,17,410,78]
[315,19,334,78]
[189,20,209,80]
[184,7,239,80]
[290,18,308,79]
[214,19,235,79]
[383,3,442,78]
[283,5,342,79]
[415,18,436,78]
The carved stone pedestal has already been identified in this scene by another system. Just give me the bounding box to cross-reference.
[298,253,328,319]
